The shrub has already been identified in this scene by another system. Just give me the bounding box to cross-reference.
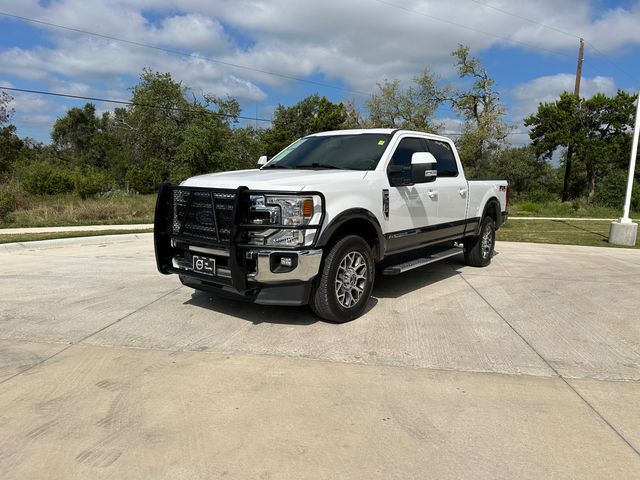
[22,161,74,196]
[519,202,541,214]
[125,165,163,194]
[594,170,640,211]
[0,189,15,221]
[524,189,558,204]
[73,168,112,199]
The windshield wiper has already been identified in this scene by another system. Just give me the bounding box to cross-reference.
[262,164,292,169]
[295,163,344,170]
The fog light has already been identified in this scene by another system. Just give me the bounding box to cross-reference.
[270,253,298,273]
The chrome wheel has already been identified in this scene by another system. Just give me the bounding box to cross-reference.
[481,225,493,259]
[334,251,368,308]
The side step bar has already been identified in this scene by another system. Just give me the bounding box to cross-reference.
[382,246,463,276]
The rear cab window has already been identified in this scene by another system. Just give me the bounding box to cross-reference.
[425,139,458,177]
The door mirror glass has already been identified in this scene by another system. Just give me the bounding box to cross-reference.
[257,155,268,167]
[411,152,437,184]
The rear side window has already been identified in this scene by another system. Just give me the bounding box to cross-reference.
[426,139,458,177]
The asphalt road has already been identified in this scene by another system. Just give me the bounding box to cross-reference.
[1,234,639,479]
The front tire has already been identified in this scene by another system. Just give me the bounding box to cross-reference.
[464,217,495,267]
[310,235,375,323]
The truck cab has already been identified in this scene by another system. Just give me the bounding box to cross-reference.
[154,129,508,322]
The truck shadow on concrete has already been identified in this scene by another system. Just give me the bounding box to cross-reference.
[372,259,463,300]
[182,255,470,324]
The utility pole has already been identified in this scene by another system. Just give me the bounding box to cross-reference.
[562,37,584,202]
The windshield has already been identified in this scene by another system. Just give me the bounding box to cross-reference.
[264,133,392,171]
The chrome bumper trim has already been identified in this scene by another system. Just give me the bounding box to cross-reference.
[248,249,323,283]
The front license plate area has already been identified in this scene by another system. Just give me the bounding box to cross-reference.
[192,255,216,276]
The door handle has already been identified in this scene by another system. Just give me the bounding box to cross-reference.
[428,190,438,199]
[459,189,467,197]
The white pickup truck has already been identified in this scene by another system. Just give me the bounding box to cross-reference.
[154,129,508,322]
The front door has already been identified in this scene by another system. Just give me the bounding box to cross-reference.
[385,136,439,252]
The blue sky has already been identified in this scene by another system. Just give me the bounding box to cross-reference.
[1,0,639,144]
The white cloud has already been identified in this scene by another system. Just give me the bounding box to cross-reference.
[1,0,639,139]
[511,73,617,120]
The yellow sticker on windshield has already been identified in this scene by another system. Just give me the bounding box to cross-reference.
[377,140,385,145]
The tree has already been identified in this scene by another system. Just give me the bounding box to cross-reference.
[0,125,23,175]
[484,146,560,201]
[451,45,509,177]
[0,92,21,174]
[525,90,635,204]
[261,94,348,156]
[365,69,445,131]
[0,91,14,125]
[173,95,240,177]
[120,69,192,166]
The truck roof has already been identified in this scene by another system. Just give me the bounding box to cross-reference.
[310,128,455,142]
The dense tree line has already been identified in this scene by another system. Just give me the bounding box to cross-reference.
[0,45,638,223]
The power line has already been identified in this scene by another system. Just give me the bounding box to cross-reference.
[0,86,273,123]
[464,0,580,39]
[370,0,574,60]
[464,0,635,82]
[0,10,369,98]
[582,40,635,83]
[3,86,536,138]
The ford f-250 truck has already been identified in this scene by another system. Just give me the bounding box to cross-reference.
[154,129,508,322]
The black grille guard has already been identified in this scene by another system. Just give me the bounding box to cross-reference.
[154,183,325,293]
[154,183,249,291]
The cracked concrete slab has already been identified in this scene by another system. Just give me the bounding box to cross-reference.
[1,235,639,478]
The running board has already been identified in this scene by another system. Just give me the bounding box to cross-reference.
[382,246,463,276]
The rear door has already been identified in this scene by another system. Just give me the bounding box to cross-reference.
[425,138,468,226]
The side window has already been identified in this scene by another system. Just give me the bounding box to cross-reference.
[426,139,458,177]
[388,137,427,183]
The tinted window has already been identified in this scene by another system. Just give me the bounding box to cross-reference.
[426,139,458,177]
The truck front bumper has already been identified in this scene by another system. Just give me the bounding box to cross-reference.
[248,249,323,283]
[170,248,323,306]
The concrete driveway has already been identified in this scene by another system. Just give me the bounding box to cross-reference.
[0,234,639,479]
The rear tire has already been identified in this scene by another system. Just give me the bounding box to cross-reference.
[310,235,375,323]
[464,217,495,267]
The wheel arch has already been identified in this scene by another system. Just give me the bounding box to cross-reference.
[475,197,502,235]
[316,209,386,262]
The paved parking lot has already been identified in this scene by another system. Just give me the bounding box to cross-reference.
[1,234,639,479]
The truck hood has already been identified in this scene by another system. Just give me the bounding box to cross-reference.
[181,168,368,191]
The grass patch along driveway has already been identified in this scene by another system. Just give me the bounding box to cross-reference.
[498,219,639,248]
[0,228,153,244]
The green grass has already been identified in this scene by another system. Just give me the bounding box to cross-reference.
[497,219,639,248]
[508,200,633,219]
[0,229,153,244]
[0,194,155,228]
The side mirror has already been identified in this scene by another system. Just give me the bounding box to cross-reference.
[411,152,437,183]
[257,155,268,167]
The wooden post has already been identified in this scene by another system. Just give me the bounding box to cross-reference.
[561,38,584,202]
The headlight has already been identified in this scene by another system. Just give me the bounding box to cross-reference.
[248,194,322,247]
[249,195,322,226]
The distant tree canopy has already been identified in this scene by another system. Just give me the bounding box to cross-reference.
[450,44,509,178]
[261,94,349,156]
[365,68,446,132]
[525,90,636,204]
